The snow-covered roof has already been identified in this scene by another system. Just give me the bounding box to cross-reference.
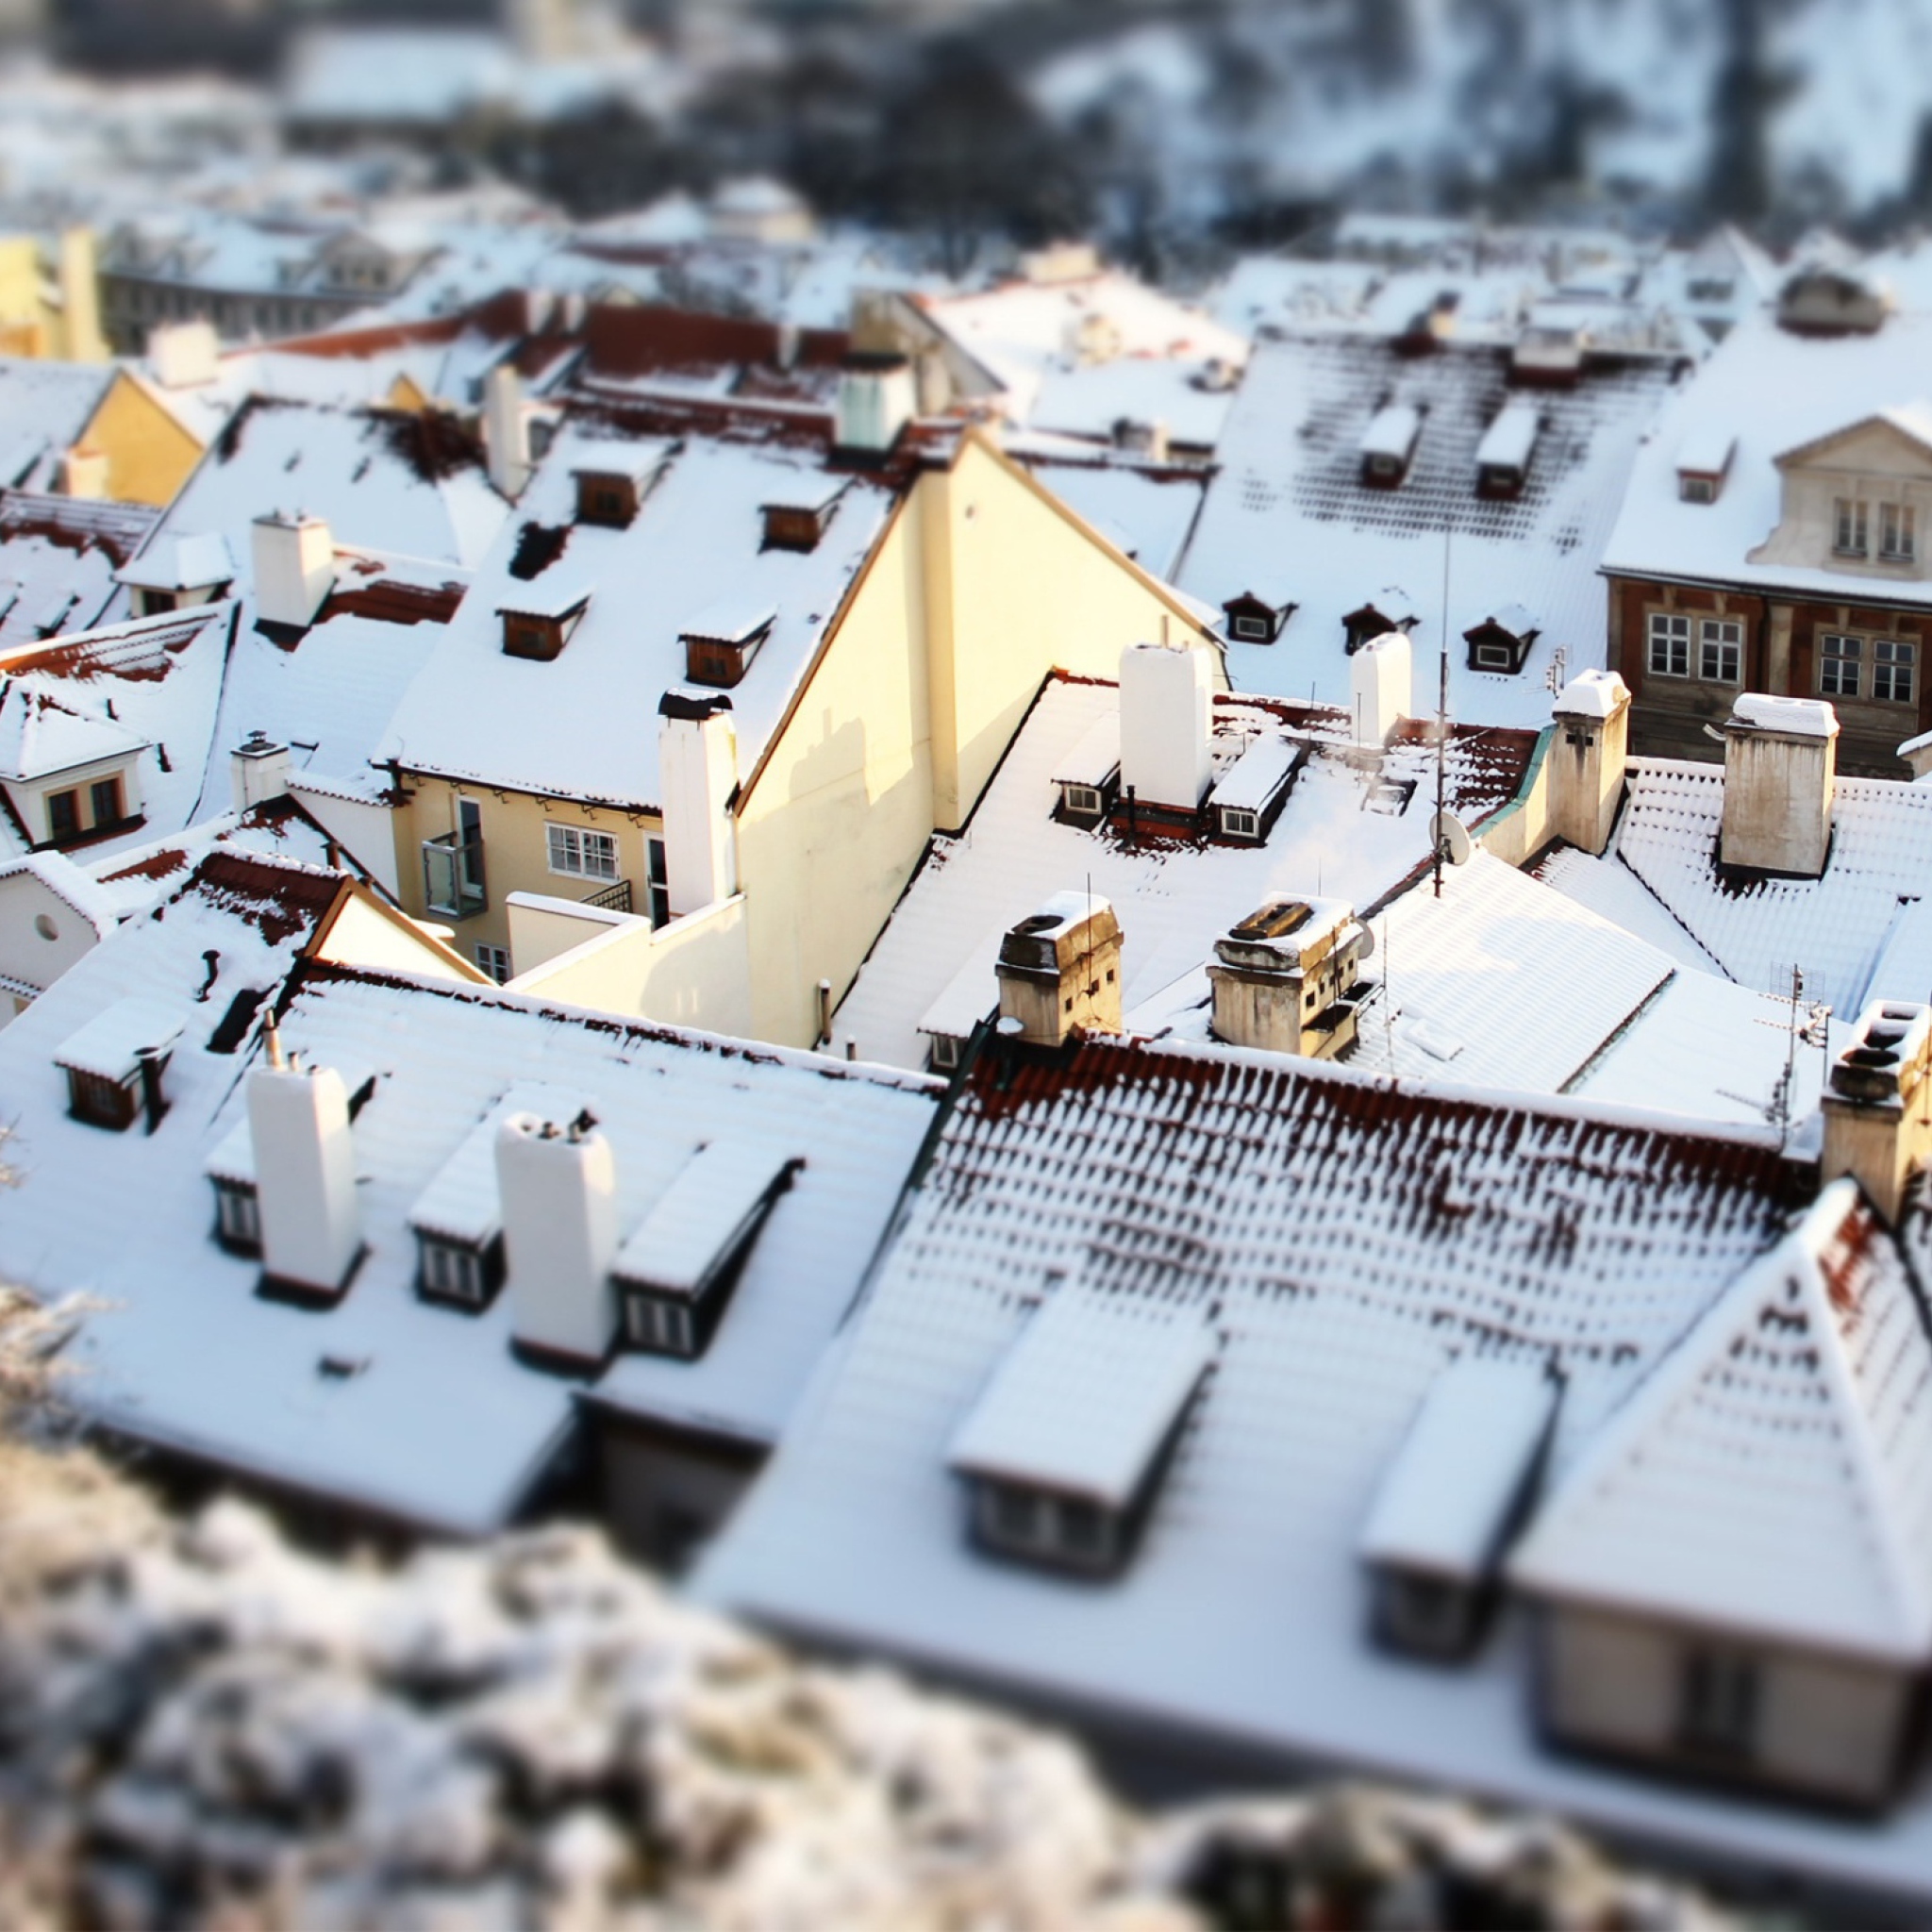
[1360,403,1422,460]
[1009,456,1206,581]
[832,675,1538,1070]
[610,1139,800,1300]
[1176,334,1684,726]
[0,849,121,940]
[53,994,183,1082]
[1512,1182,1932,1665]
[115,530,235,594]
[0,358,112,493]
[948,1288,1215,1507]
[1359,1356,1557,1579]
[0,855,941,1533]
[0,491,152,649]
[0,681,147,783]
[1601,309,1932,609]
[381,418,900,808]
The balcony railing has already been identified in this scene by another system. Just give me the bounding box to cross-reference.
[422,832,487,919]
[581,877,632,915]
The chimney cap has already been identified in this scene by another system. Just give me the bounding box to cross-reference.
[1829,999,1932,1106]
[1724,692,1839,740]
[1218,895,1357,968]
[997,891,1121,974]
[1554,668,1629,719]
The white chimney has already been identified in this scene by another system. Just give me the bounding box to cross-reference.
[1351,630,1412,744]
[1118,641,1213,810]
[1550,670,1631,856]
[252,513,334,629]
[149,319,220,389]
[483,361,532,498]
[1720,694,1838,877]
[58,446,108,500]
[248,1047,360,1298]
[658,690,739,917]
[835,354,915,455]
[230,731,291,814]
[496,1112,619,1366]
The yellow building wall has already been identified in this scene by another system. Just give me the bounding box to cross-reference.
[388,773,661,971]
[79,373,205,507]
[0,237,43,344]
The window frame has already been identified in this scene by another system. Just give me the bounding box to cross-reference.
[1676,1643,1762,1761]
[1819,631,1863,698]
[1221,806,1260,841]
[1646,611,1690,678]
[1881,501,1918,562]
[1874,635,1917,704]
[213,1178,260,1252]
[625,1291,694,1357]
[1062,783,1104,818]
[1698,617,1743,685]
[646,835,670,929]
[420,1235,487,1306]
[44,788,79,842]
[545,822,620,882]
[1230,612,1273,641]
[1834,497,1870,558]
[475,942,511,984]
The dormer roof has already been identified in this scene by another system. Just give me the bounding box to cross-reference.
[1773,403,1932,472]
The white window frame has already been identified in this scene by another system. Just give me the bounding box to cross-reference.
[1473,641,1515,670]
[626,1293,692,1356]
[1230,612,1273,641]
[1679,474,1715,505]
[215,1180,259,1249]
[1874,636,1917,704]
[1062,783,1104,817]
[1882,502,1918,562]
[1222,807,1259,840]
[1647,611,1690,677]
[1834,497,1870,558]
[1698,618,1742,684]
[928,1033,963,1073]
[1819,631,1862,698]
[422,1237,484,1304]
[545,823,619,881]
[1678,1644,1761,1760]
[475,943,511,984]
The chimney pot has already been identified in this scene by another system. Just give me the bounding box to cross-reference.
[1351,630,1412,744]
[230,731,292,815]
[1823,999,1932,1223]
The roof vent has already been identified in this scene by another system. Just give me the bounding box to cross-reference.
[995,891,1122,1048]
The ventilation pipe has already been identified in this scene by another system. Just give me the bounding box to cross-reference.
[1719,694,1838,876]
[252,513,334,629]
[1118,641,1213,811]
[1351,630,1412,745]
[497,1111,619,1367]
[1550,670,1631,856]
[658,689,739,917]
[247,1031,361,1298]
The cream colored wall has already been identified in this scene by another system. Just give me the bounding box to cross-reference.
[1538,1601,1911,1807]
[0,872,102,1013]
[81,372,205,507]
[508,892,752,1036]
[388,774,660,973]
[505,891,631,975]
[1476,727,1554,866]
[308,891,485,985]
[286,779,400,897]
[1753,425,1932,580]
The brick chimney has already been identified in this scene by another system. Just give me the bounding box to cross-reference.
[657,689,739,917]
[1351,630,1411,745]
[1209,897,1368,1058]
[247,1036,361,1300]
[497,1111,619,1369]
[1720,694,1837,876]
[1822,1000,1932,1224]
[995,892,1123,1047]
[1119,641,1213,812]
[1550,670,1630,856]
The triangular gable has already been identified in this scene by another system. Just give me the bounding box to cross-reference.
[1509,1179,1932,1665]
[1774,408,1932,473]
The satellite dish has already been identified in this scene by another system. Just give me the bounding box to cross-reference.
[1430,810,1474,867]
[1356,923,1376,961]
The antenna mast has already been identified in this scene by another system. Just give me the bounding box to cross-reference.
[1435,531,1451,899]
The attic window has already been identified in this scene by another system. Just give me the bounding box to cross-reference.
[499,592,590,661]
[55,1000,182,1134]
[1475,405,1540,498]
[1358,404,1422,488]
[1676,433,1734,504]
[1342,603,1413,655]
[680,601,776,690]
[947,1291,1212,1579]
[761,481,845,553]
[1462,609,1541,675]
[575,469,641,528]
[1223,592,1292,644]
[212,1178,260,1253]
[418,1233,500,1309]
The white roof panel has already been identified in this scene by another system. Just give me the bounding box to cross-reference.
[54,995,184,1083]
[613,1138,801,1299]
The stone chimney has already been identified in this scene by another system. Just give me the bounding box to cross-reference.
[58,446,108,500]
[230,731,291,815]
[58,226,106,364]
[658,689,739,918]
[483,361,532,498]
[497,1111,619,1368]
[1822,1000,1932,1224]
[834,352,915,456]
[148,319,220,390]
[247,1041,361,1300]
[1351,630,1411,745]
[1209,897,1368,1058]
[1720,694,1838,876]
[252,513,334,629]
[1550,669,1631,856]
[995,892,1123,1048]
[1119,641,1213,812]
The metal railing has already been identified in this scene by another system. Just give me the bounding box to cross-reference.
[582,877,632,914]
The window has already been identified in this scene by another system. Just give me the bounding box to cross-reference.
[1820,632,1862,697]
[1474,641,1514,669]
[1222,808,1259,840]
[476,943,510,984]
[1680,474,1715,504]
[646,836,670,929]
[1677,1645,1760,1759]
[1374,1568,1472,1657]
[1231,614,1272,641]
[975,1480,1118,1569]
[1646,612,1690,677]
[626,1294,693,1356]
[1699,618,1742,684]
[1834,497,1869,558]
[67,1068,133,1130]
[1875,636,1917,703]
[422,1238,485,1305]
[1882,502,1918,561]
[214,1180,259,1251]
[458,801,485,905]
[546,824,619,881]
[45,789,78,842]
[90,774,124,826]
[1062,784,1104,818]
[928,1033,963,1073]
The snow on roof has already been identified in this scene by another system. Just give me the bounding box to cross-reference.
[0,491,152,649]
[831,676,1537,1070]
[1727,691,1838,738]
[1553,668,1626,719]
[115,530,235,593]
[1051,710,1121,790]
[679,595,776,645]
[1511,1182,1932,1665]
[1474,402,1540,472]
[1359,1356,1557,1578]
[611,1139,800,1300]
[1675,425,1735,475]
[381,420,899,809]
[1602,309,1932,609]
[406,1082,583,1249]
[698,1038,1888,1883]
[1549,758,1932,1016]
[948,1288,1214,1507]
[0,358,112,491]
[1359,403,1422,460]
[1209,731,1298,813]
[1012,456,1207,582]
[53,994,184,1082]
[0,684,147,783]
[0,858,939,1531]
[0,850,120,940]
[1177,335,1682,726]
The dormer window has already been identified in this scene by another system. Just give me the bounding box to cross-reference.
[1222,591,1293,644]
[680,599,776,690]
[575,468,642,528]
[1835,497,1869,558]
[55,998,182,1134]
[1208,734,1297,841]
[408,1107,514,1313]
[1676,431,1734,505]
[1475,405,1540,499]
[1882,502,1917,561]
[419,1234,499,1307]
[214,1179,260,1252]
[1358,403,1422,488]
[761,478,846,553]
[499,590,590,661]
[1342,602,1413,655]
[1463,606,1541,675]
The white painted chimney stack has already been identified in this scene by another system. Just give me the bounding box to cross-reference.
[1351,630,1412,744]
[1720,694,1838,877]
[252,512,334,629]
[496,1111,619,1366]
[247,1045,360,1298]
[835,353,915,455]
[1118,641,1213,810]
[230,731,292,814]
[149,319,220,390]
[483,361,532,498]
[658,689,740,917]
